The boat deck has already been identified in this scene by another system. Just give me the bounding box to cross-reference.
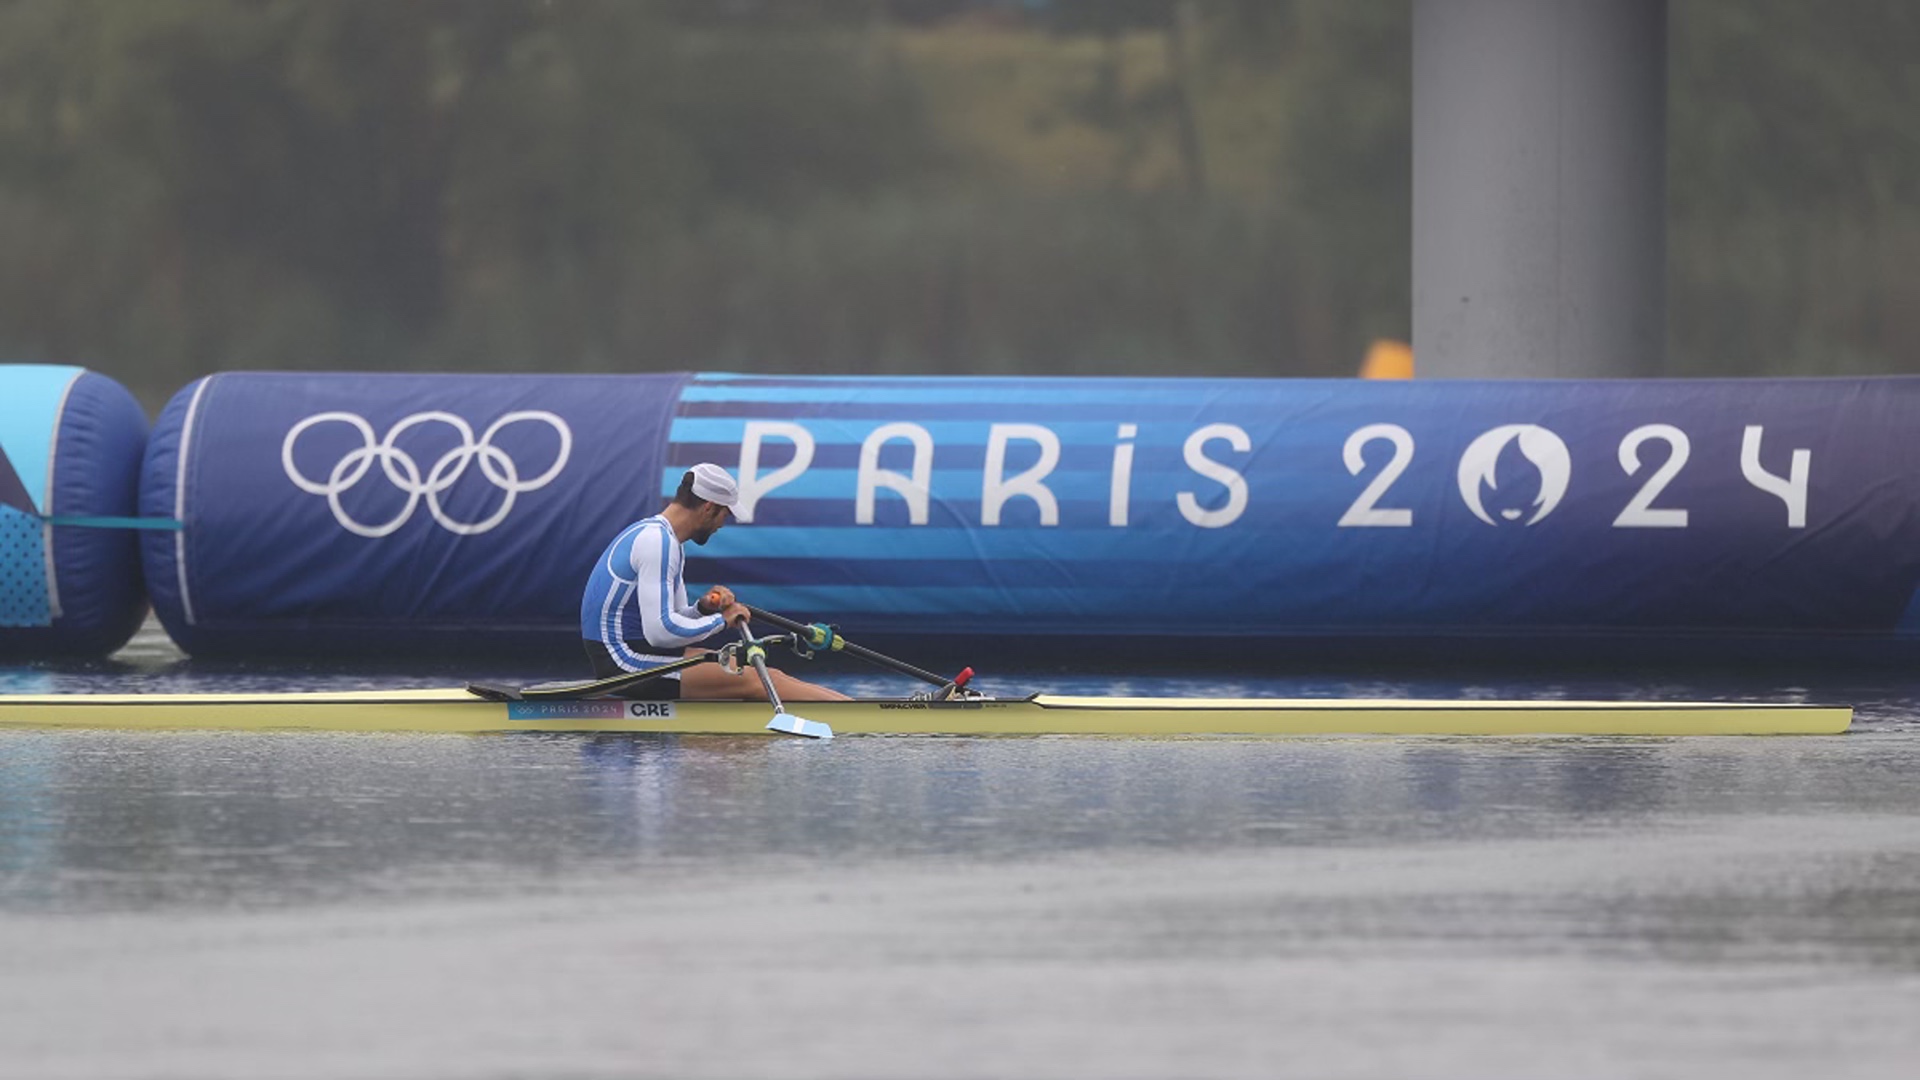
[0,689,1854,736]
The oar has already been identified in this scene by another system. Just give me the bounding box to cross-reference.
[745,605,973,696]
[739,625,832,740]
[467,649,719,702]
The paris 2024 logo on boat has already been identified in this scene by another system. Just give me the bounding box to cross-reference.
[281,410,573,537]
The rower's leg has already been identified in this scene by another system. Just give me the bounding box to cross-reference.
[770,669,852,702]
[677,660,851,702]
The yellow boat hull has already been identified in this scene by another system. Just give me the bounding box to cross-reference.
[0,689,1853,736]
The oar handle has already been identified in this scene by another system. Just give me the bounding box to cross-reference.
[744,605,970,691]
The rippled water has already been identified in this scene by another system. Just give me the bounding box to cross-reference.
[3,624,1919,1079]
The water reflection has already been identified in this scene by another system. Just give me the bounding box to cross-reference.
[2,729,1914,918]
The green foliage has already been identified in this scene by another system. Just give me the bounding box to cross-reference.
[1669,0,1920,375]
[0,0,1413,400]
[5,0,1916,399]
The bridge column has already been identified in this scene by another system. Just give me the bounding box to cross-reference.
[1413,0,1667,377]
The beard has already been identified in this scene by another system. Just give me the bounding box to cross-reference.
[691,508,727,545]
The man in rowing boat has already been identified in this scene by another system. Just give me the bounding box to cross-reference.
[580,462,849,702]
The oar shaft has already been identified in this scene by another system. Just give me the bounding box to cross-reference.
[739,625,787,713]
[744,605,952,688]
[510,649,716,701]
[738,626,833,739]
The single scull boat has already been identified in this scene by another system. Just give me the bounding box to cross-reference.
[0,616,1851,737]
[0,688,1851,736]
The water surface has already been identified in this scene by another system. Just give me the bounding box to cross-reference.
[2,625,1917,1078]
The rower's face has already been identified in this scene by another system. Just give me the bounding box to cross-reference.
[691,502,731,545]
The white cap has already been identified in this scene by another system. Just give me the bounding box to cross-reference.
[688,463,738,508]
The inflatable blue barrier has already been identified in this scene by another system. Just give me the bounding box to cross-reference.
[142,372,687,657]
[0,365,151,657]
[141,371,1920,663]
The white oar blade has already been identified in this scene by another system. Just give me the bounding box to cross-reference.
[766,712,833,740]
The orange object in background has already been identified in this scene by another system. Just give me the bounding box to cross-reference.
[1360,340,1414,379]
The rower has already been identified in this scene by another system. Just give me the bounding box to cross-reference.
[579,463,849,703]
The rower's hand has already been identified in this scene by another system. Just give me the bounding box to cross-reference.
[697,585,737,615]
[721,602,750,628]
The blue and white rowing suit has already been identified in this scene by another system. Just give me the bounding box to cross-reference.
[580,515,724,683]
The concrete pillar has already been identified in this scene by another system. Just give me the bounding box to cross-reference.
[1413,0,1667,377]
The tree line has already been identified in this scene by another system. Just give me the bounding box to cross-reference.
[0,1,1913,404]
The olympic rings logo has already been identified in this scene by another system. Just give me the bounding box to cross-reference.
[281,410,573,537]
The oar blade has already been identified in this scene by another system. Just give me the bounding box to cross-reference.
[766,711,833,740]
